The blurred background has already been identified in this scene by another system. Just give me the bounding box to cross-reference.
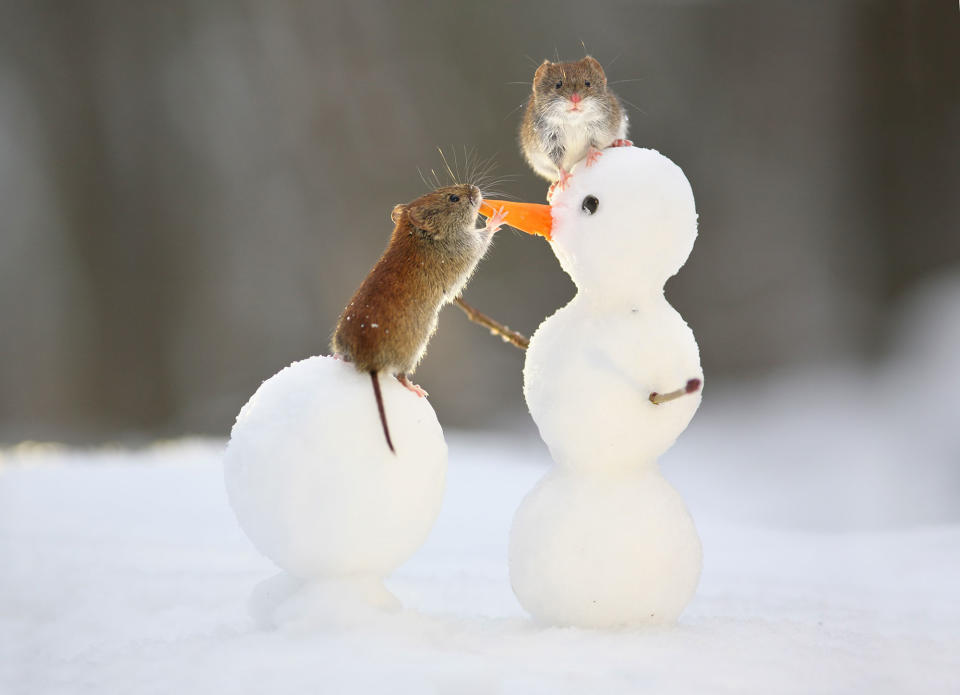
[1,0,957,445]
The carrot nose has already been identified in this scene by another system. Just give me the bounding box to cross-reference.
[480,199,553,241]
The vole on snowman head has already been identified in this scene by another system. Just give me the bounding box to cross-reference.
[519,55,632,198]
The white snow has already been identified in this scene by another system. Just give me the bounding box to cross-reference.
[549,147,698,298]
[224,355,447,625]
[510,467,702,627]
[524,147,702,473]
[1,425,958,694]
[512,148,704,626]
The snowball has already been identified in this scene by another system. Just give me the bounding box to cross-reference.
[524,295,702,472]
[224,355,447,584]
[510,467,701,627]
[550,147,698,299]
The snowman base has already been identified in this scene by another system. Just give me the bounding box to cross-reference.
[249,572,401,630]
[509,466,702,628]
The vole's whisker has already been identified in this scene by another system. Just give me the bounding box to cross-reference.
[503,102,527,121]
[417,167,432,192]
[476,176,517,193]
[438,147,457,185]
[472,155,500,185]
[481,190,517,201]
[618,95,648,116]
[460,146,472,184]
[466,151,483,186]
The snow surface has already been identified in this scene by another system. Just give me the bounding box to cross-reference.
[3,274,960,694]
[2,426,958,694]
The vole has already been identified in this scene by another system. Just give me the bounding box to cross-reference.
[519,55,631,199]
[331,184,507,453]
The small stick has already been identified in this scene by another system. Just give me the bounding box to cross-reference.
[649,378,702,405]
[454,297,530,350]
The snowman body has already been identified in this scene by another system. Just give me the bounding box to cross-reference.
[511,147,703,627]
[524,293,701,473]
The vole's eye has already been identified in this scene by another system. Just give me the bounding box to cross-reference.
[448,194,460,202]
[584,80,591,87]
[581,195,599,215]
[555,81,562,89]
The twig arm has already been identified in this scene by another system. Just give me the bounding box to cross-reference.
[649,378,702,405]
[454,297,530,351]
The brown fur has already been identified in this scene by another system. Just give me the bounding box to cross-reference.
[519,55,628,181]
[331,183,496,452]
[331,184,491,377]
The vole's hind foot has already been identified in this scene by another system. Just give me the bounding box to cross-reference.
[398,374,428,398]
[585,147,603,167]
[546,169,573,202]
[611,139,633,148]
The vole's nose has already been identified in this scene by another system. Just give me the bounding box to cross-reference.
[469,185,480,205]
[570,93,582,104]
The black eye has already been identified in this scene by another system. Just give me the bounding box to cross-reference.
[448,194,460,202]
[584,80,591,87]
[555,81,562,89]
[581,195,599,215]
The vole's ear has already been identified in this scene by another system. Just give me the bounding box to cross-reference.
[534,60,551,78]
[407,205,426,229]
[582,55,604,73]
[390,204,406,224]
[407,206,440,239]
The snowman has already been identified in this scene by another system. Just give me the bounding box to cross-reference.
[481,147,704,627]
[223,356,447,628]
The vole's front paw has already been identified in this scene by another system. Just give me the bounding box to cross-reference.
[485,206,508,234]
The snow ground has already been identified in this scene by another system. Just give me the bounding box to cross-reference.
[3,274,959,694]
[1,427,958,695]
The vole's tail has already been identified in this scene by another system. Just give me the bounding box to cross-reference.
[370,371,395,454]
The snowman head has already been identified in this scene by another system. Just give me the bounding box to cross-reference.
[550,147,698,300]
